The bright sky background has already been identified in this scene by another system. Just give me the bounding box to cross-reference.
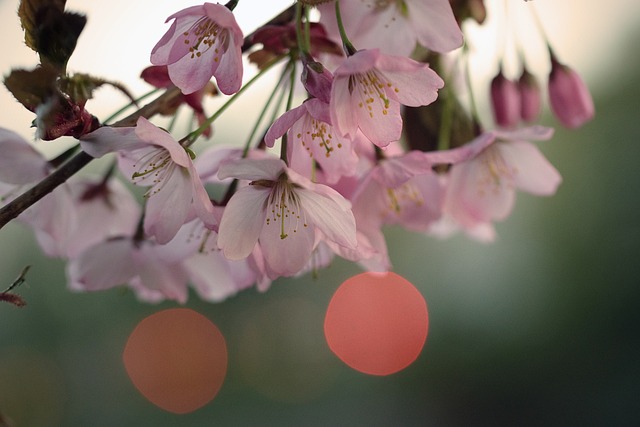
[0,0,638,144]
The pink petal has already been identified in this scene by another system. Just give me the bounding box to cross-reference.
[134,248,189,303]
[265,104,308,148]
[296,187,357,249]
[259,211,316,278]
[497,141,562,196]
[374,54,444,106]
[408,0,463,53]
[134,117,191,167]
[185,252,254,301]
[0,129,49,184]
[217,186,270,260]
[218,157,285,181]
[213,35,243,95]
[67,239,137,291]
[144,167,192,244]
[80,126,144,158]
[330,76,359,140]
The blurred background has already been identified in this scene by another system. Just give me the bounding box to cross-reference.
[1,0,640,425]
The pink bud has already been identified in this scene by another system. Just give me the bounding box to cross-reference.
[490,68,521,128]
[301,55,333,104]
[518,68,542,123]
[548,58,594,128]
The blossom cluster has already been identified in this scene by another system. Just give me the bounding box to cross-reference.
[0,0,593,304]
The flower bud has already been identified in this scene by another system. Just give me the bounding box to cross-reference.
[301,55,333,103]
[548,57,594,128]
[490,68,520,128]
[518,67,542,123]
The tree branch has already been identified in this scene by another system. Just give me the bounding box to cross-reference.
[0,3,297,231]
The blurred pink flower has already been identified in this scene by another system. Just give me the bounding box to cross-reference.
[150,3,243,95]
[68,219,257,303]
[444,126,562,229]
[318,0,462,56]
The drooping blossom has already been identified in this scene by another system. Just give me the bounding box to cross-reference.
[265,98,358,183]
[330,48,444,147]
[150,3,244,95]
[490,67,520,129]
[548,55,594,128]
[216,157,358,278]
[80,117,216,244]
[318,0,463,56]
[443,126,562,230]
[300,55,334,103]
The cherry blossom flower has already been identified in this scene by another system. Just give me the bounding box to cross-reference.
[216,157,357,278]
[443,126,562,229]
[80,117,216,244]
[150,3,244,95]
[318,0,463,56]
[349,144,476,270]
[330,48,444,147]
[265,98,358,183]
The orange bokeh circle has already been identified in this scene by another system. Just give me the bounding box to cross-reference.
[123,308,228,414]
[324,272,429,376]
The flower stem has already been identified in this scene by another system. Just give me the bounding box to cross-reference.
[103,87,161,125]
[280,58,298,164]
[225,0,239,11]
[295,2,310,56]
[335,0,357,55]
[242,61,293,157]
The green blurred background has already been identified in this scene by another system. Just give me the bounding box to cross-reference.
[2,0,640,426]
